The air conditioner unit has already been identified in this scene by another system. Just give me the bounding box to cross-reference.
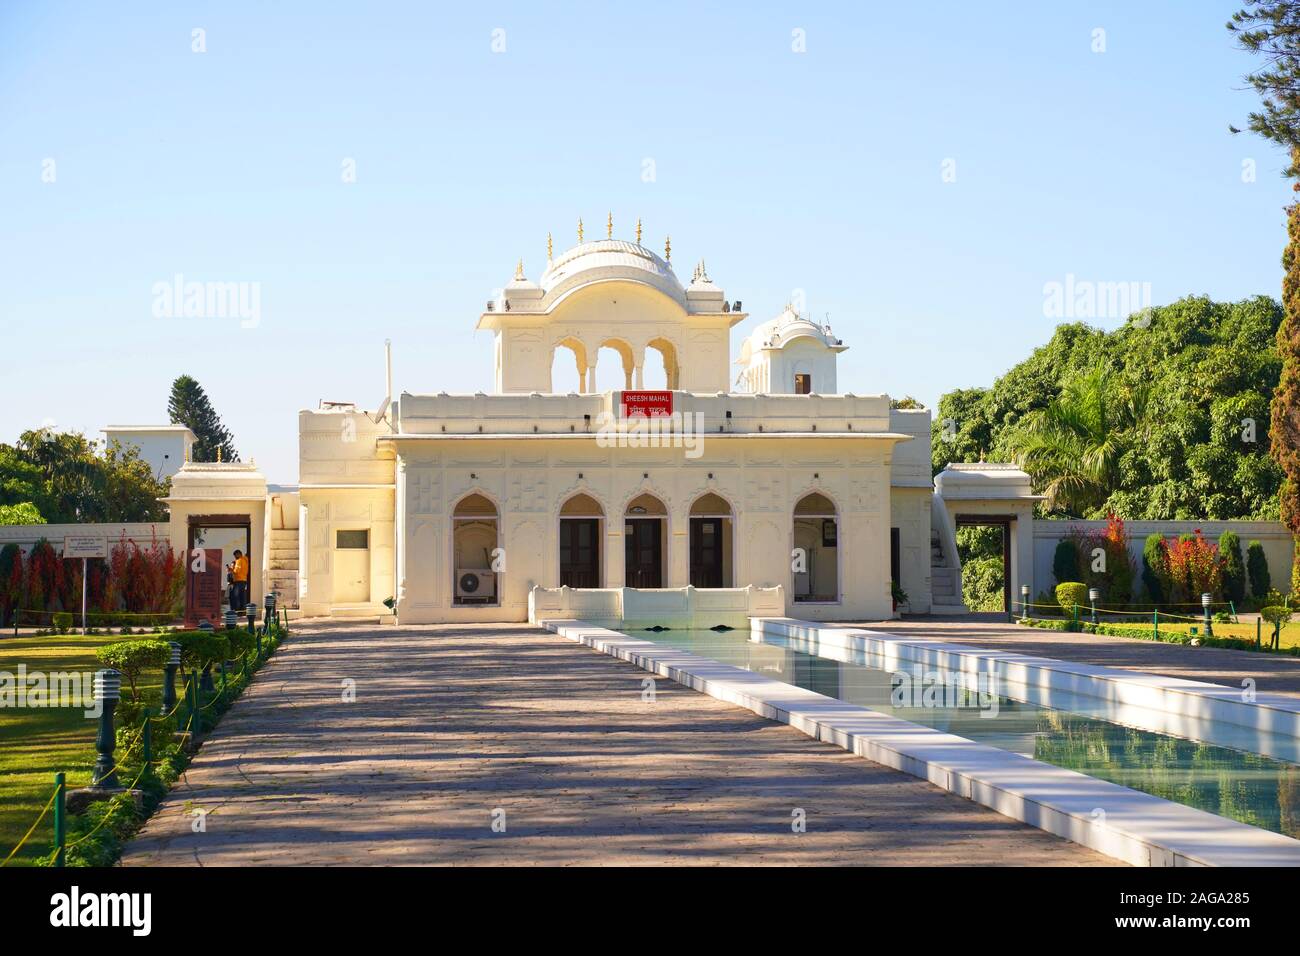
[456,570,496,599]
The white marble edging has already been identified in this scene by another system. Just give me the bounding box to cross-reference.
[753,618,1300,748]
[542,618,1300,867]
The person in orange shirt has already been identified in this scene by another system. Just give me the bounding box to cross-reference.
[228,549,250,611]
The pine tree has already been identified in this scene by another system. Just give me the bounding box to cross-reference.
[1230,4,1300,558]
[167,375,238,463]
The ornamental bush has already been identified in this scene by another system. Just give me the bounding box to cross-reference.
[1055,582,1089,610]
[224,628,256,659]
[95,639,170,702]
[1219,531,1246,604]
[174,631,231,672]
[1246,540,1271,598]
[1142,533,1169,603]
[1052,539,1079,585]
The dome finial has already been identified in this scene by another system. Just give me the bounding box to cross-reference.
[635,218,642,244]
[514,258,525,281]
[547,232,553,262]
[606,211,613,239]
[577,217,584,243]
[664,235,671,262]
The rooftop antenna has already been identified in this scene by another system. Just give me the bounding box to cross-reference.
[367,339,393,426]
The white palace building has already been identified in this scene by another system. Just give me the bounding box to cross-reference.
[287,230,940,624]
[9,227,1291,625]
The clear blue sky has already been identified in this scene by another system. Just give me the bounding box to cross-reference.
[0,0,1290,482]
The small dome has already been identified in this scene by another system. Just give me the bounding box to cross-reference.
[738,306,844,364]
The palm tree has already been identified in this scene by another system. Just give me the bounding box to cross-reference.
[1010,366,1147,516]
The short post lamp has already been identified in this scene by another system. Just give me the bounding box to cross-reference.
[1020,584,1030,622]
[1088,588,1101,627]
[223,609,238,630]
[246,603,257,635]
[90,669,122,789]
[162,641,182,714]
[263,593,277,636]
[1202,592,1214,637]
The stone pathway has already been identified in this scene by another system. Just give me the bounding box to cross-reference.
[845,616,1300,698]
[121,621,1110,866]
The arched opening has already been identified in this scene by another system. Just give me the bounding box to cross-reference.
[550,338,587,393]
[624,492,666,588]
[792,492,838,603]
[689,492,733,587]
[452,493,499,606]
[646,337,678,390]
[593,339,634,392]
[559,493,604,588]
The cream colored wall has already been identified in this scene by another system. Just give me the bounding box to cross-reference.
[890,486,932,613]
[298,407,397,615]
[298,488,395,615]
[759,337,841,395]
[392,435,896,624]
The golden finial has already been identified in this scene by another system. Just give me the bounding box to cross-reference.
[664,235,671,262]
[607,211,613,239]
[547,232,553,261]
[514,258,525,281]
[577,217,584,243]
[217,446,223,463]
[635,218,642,244]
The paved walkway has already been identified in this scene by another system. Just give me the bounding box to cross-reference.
[841,615,1300,698]
[121,621,1109,866]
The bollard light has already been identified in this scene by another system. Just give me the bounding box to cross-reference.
[263,593,277,636]
[1020,584,1030,621]
[1088,588,1101,627]
[162,641,182,713]
[223,609,238,630]
[198,620,214,632]
[246,603,258,637]
[1202,592,1214,637]
[91,669,122,789]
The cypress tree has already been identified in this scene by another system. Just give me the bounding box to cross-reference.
[1247,539,1272,598]
[1220,531,1247,604]
[167,375,238,463]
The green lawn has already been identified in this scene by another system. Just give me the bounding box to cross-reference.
[0,632,167,867]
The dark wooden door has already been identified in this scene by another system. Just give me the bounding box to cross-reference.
[690,518,724,587]
[624,519,663,588]
[559,518,600,588]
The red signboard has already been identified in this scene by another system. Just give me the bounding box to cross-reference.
[620,390,673,418]
[185,548,223,626]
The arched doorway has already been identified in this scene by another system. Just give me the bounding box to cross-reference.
[689,492,733,587]
[559,493,603,588]
[792,492,838,603]
[452,493,499,606]
[624,492,666,588]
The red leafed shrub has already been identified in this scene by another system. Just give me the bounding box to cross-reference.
[23,539,63,621]
[1165,530,1224,603]
[113,530,182,614]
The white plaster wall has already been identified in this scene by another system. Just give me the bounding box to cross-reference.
[763,337,840,394]
[103,430,192,480]
[890,487,932,613]
[393,435,896,624]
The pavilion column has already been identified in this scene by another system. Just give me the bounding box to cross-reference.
[634,365,644,389]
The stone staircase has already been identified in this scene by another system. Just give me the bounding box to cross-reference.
[267,527,300,609]
[930,529,968,615]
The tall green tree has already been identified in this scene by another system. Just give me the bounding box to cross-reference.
[167,374,238,462]
[1007,366,1147,516]
[933,296,1284,520]
[0,428,167,523]
[1229,3,1300,553]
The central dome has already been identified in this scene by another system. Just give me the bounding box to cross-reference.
[539,239,681,297]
